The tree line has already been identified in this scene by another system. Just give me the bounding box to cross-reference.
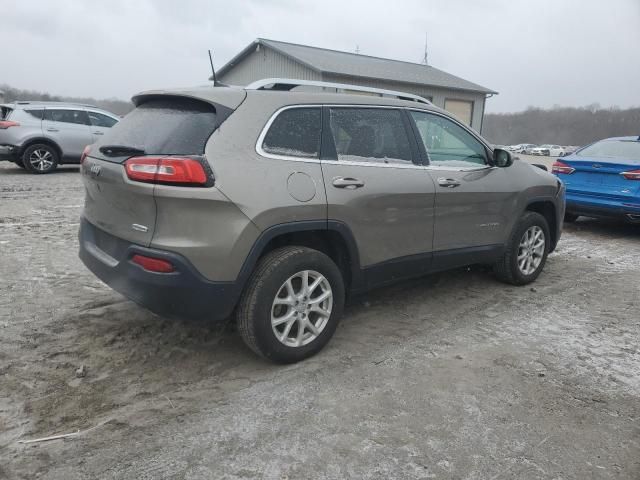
[0,84,134,116]
[2,84,638,146]
[483,105,640,146]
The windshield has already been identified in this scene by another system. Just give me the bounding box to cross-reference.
[577,139,640,160]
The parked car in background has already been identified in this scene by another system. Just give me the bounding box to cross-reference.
[531,145,564,156]
[0,101,119,173]
[78,78,565,363]
[523,144,539,154]
[552,136,640,223]
[563,146,579,156]
[509,144,537,154]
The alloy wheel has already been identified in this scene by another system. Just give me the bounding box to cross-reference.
[29,149,54,171]
[517,225,545,275]
[271,270,333,347]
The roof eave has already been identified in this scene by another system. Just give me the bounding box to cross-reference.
[216,39,322,80]
[321,70,498,96]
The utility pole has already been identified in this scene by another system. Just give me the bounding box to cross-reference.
[422,32,428,65]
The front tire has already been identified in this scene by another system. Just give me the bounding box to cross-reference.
[236,246,345,363]
[22,144,59,174]
[493,211,550,285]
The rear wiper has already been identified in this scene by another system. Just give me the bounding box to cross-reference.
[99,145,146,157]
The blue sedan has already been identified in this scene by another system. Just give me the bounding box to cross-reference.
[552,136,640,223]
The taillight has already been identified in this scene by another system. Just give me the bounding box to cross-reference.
[0,120,20,129]
[80,145,91,164]
[124,156,209,186]
[621,169,640,180]
[551,160,575,174]
[131,254,175,273]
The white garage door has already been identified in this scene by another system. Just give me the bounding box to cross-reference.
[444,99,473,126]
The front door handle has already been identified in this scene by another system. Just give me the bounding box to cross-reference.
[437,177,461,188]
[93,131,104,135]
[46,128,59,132]
[332,177,365,189]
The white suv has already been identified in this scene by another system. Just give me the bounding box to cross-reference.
[0,101,119,173]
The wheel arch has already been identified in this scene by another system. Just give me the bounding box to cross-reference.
[18,137,63,160]
[525,199,559,252]
[235,221,363,296]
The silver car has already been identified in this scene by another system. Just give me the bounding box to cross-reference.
[0,101,119,173]
[79,79,565,363]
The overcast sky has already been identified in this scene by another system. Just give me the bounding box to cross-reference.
[2,0,638,112]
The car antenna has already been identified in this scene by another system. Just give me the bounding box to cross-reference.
[208,49,218,86]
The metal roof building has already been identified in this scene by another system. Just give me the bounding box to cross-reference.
[218,38,497,131]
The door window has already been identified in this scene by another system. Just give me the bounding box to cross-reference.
[261,107,321,158]
[329,108,413,165]
[410,111,487,167]
[88,111,118,128]
[44,109,90,125]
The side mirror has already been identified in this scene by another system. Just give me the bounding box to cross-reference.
[493,148,513,168]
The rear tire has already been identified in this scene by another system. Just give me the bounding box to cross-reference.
[564,212,579,223]
[493,211,550,286]
[236,246,345,363]
[22,144,59,174]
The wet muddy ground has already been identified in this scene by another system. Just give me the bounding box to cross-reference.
[0,161,638,479]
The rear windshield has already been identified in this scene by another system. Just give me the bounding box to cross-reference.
[577,139,640,161]
[97,98,219,155]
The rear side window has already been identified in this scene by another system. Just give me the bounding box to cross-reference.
[261,108,321,158]
[329,108,413,164]
[88,112,118,128]
[0,107,12,120]
[24,109,44,120]
[97,98,218,155]
[44,109,90,125]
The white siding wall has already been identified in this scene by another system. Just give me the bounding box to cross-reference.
[219,47,321,86]
[218,46,487,132]
[322,73,486,132]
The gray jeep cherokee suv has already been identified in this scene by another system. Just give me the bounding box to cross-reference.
[79,79,565,363]
[0,101,119,173]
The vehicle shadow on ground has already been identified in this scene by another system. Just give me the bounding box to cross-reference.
[0,165,80,175]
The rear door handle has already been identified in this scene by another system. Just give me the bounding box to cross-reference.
[93,131,104,135]
[437,177,461,188]
[332,177,365,189]
[46,128,59,132]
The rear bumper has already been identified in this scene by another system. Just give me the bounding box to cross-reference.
[566,191,640,222]
[0,145,18,161]
[78,217,239,322]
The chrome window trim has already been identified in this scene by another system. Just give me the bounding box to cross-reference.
[255,104,323,163]
[255,104,493,172]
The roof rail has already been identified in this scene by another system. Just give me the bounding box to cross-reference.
[245,78,432,105]
[13,100,99,108]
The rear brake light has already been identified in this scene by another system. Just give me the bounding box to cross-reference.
[0,120,20,129]
[621,169,640,180]
[131,254,175,273]
[124,156,209,186]
[80,145,91,164]
[551,160,575,174]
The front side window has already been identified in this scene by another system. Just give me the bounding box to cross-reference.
[44,109,90,125]
[329,108,412,165]
[410,111,486,167]
[261,108,321,158]
[88,112,118,128]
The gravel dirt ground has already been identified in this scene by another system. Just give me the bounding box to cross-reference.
[0,158,638,480]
